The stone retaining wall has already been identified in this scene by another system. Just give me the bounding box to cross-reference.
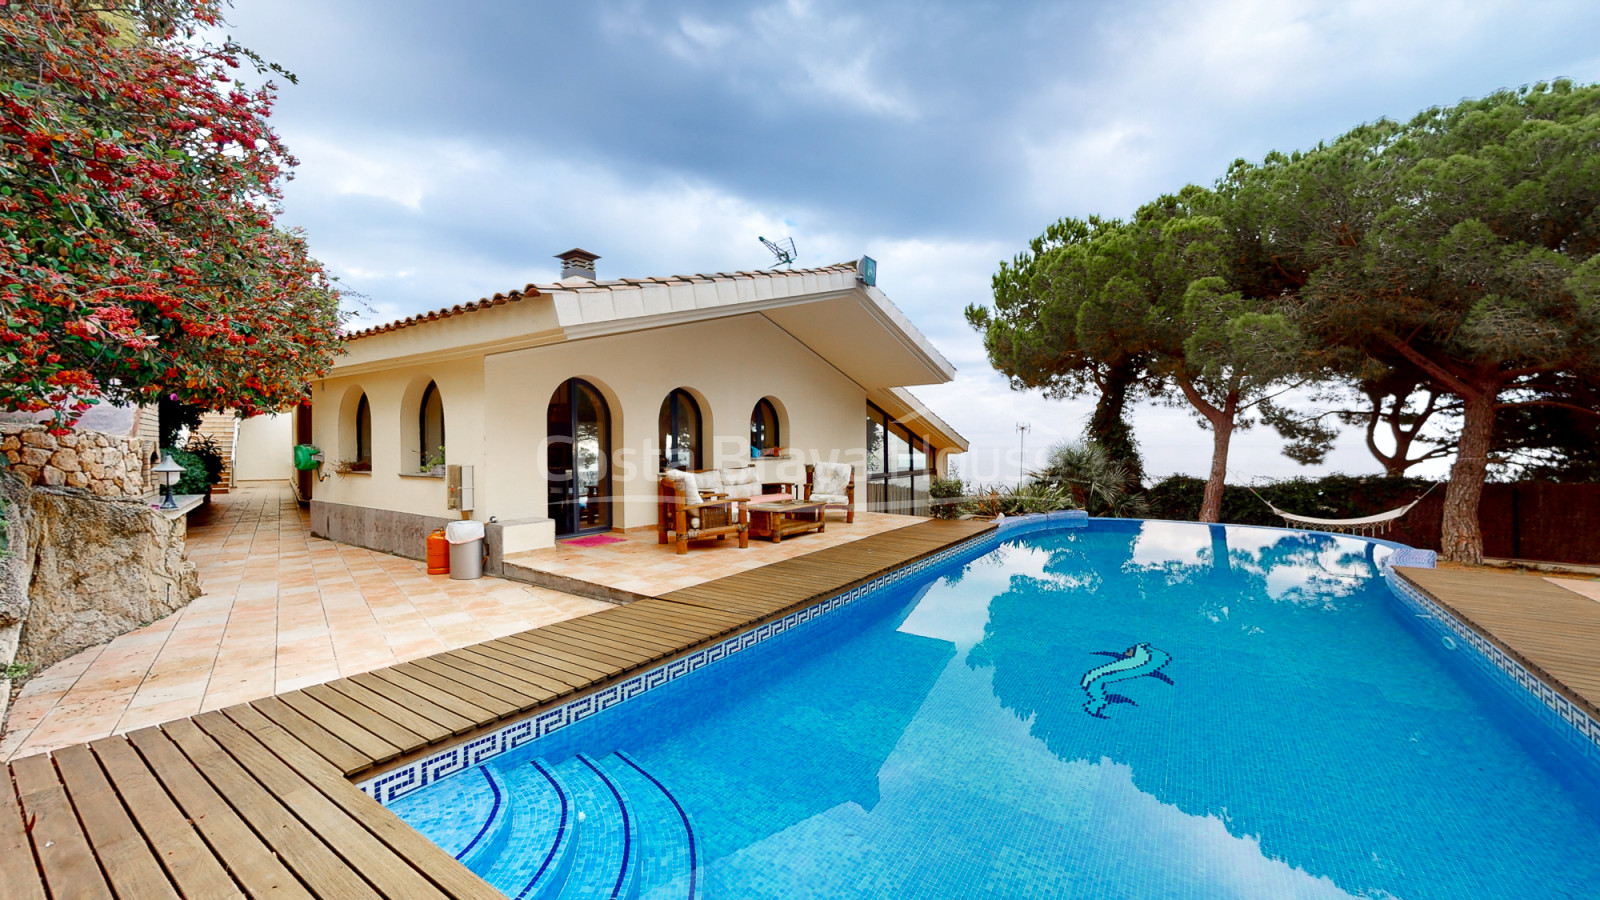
[0,424,149,499]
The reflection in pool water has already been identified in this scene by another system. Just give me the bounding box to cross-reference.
[394,520,1600,899]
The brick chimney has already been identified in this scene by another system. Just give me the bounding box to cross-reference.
[555,248,600,281]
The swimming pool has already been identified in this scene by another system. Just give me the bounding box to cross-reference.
[381,519,1600,898]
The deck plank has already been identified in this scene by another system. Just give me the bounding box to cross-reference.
[397,660,532,714]
[406,657,553,711]
[190,712,446,900]
[51,744,181,900]
[10,753,114,900]
[89,738,244,900]
[218,705,502,900]
[160,719,387,900]
[1399,566,1600,718]
[364,667,499,723]
[1,762,51,900]
[276,691,403,767]
[246,697,373,776]
[302,684,430,752]
[327,677,465,741]
[475,636,623,681]
[127,726,314,900]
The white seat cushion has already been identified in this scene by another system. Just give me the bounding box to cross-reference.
[810,462,851,497]
[811,492,850,505]
[721,466,758,486]
[697,469,724,495]
[664,469,702,505]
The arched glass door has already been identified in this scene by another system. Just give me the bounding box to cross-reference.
[547,378,611,536]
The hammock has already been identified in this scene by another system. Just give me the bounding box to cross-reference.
[1246,482,1440,537]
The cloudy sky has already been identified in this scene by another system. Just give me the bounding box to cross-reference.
[222,0,1600,484]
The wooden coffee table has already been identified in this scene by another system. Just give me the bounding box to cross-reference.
[746,499,826,543]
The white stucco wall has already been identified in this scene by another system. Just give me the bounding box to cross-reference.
[311,313,871,535]
[232,413,294,482]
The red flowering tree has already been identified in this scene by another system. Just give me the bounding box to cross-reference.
[0,0,342,430]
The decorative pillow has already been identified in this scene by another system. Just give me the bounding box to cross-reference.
[664,469,702,505]
[811,462,851,497]
[697,469,724,495]
[722,466,758,486]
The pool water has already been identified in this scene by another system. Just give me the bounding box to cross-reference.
[390,521,1600,898]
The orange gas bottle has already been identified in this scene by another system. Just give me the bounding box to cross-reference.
[426,528,450,575]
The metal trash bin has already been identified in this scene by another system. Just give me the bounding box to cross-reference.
[444,520,485,580]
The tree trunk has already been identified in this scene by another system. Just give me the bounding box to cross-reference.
[1200,410,1235,523]
[1440,389,1496,564]
[1089,358,1145,486]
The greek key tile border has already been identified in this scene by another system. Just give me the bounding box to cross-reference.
[1386,571,1600,760]
[358,527,1002,806]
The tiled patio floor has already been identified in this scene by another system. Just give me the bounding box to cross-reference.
[0,484,609,762]
[504,510,927,597]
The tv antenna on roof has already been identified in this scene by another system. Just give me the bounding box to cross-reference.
[759,236,797,269]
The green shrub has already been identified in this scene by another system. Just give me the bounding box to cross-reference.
[161,446,212,495]
[928,475,965,519]
[963,482,1075,517]
[1145,474,1436,526]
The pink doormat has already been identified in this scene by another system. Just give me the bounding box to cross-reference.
[562,534,627,548]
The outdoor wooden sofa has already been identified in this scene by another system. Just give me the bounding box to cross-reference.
[659,471,750,555]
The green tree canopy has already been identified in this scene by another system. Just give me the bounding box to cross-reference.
[971,187,1322,522]
[1229,79,1600,562]
[967,216,1152,482]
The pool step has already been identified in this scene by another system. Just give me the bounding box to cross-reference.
[476,759,577,900]
[551,754,641,900]
[600,751,700,900]
[387,764,504,861]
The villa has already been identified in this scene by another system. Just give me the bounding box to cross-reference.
[288,251,967,564]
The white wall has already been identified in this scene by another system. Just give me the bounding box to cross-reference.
[233,413,295,482]
[311,313,874,539]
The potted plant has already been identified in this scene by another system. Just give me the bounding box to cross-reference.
[421,446,446,476]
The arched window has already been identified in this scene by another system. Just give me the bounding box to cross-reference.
[658,388,701,471]
[354,394,372,470]
[419,381,445,470]
[750,398,780,458]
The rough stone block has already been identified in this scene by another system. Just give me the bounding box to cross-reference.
[52,448,80,472]
[40,466,65,486]
[21,447,51,467]
[20,430,51,448]
[65,471,89,488]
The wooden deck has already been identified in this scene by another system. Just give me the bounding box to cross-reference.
[3,518,992,899]
[1397,566,1600,720]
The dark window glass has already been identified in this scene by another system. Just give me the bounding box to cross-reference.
[355,394,372,466]
[867,410,886,475]
[751,399,780,457]
[888,425,910,473]
[419,382,444,469]
[659,388,702,471]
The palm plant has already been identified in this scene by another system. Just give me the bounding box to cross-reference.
[1030,440,1150,517]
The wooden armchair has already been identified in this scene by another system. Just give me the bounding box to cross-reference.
[805,462,855,523]
[660,472,749,555]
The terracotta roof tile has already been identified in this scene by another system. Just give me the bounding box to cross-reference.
[343,262,857,342]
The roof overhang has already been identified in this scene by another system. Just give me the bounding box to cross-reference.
[869,386,969,452]
[328,264,956,391]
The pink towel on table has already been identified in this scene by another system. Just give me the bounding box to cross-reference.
[748,493,793,503]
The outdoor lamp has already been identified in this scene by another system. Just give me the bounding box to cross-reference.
[153,452,185,510]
